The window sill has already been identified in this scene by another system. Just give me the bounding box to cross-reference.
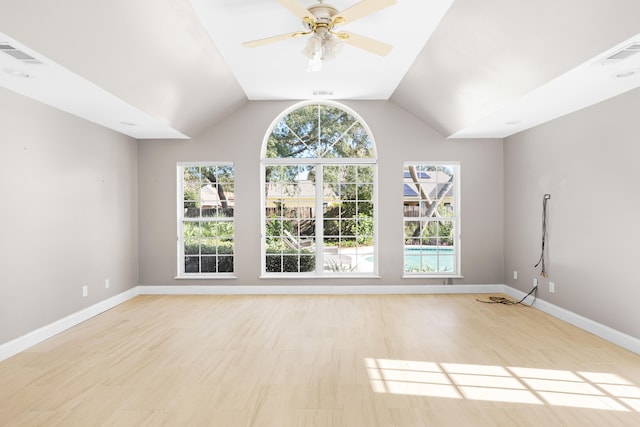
[260,273,382,280]
[174,274,238,280]
[402,274,464,279]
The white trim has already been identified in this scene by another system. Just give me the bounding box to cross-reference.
[174,274,238,280]
[176,161,233,167]
[139,284,504,295]
[0,287,139,362]
[263,157,377,165]
[315,164,325,273]
[502,285,640,356]
[259,274,382,280]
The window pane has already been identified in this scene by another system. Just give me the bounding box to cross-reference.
[357,201,373,216]
[184,201,198,218]
[299,253,315,272]
[357,183,373,201]
[340,183,356,200]
[218,256,234,273]
[266,238,284,254]
[265,218,283,238]
[266,104,374,159]
[281,255,300,273]
[357,165,374,181]
[201,237,216,255]
[265,255,282,272]
[341,219,356,236]
[438,220,454,246]
[201,256,217,273]
[324,165,339,181]
[185,256,199,273]
[219,223,234,242]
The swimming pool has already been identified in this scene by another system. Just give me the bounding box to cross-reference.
[404,246,455,273]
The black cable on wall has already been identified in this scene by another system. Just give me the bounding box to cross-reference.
[534,194,551,277]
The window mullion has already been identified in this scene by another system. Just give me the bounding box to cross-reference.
[315,164,324,274]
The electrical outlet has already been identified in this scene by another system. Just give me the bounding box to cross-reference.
[533,278,538,287]
[549,282,555,293]
[82,285,88,297]
[105,279,110,289]
[513,271,518,280]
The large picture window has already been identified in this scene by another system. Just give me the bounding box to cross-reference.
[262,102,377,276]
[403,163,460,276]
[177,163,234,277]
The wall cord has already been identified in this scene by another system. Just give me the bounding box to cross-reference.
[476,285,537,306]
[477,193,550,307]
[534,194,551,277]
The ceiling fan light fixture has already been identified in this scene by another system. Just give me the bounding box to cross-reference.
[302,33,323,59]
[302,33,342,67]
[322,35,343,60]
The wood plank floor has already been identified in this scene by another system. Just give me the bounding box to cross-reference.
[1,294,640,426]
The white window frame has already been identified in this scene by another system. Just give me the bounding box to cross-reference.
[260,101,379,278]
[176,162,236,279]
[402,162,462,278]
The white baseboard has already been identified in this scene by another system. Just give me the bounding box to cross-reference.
[502,285,640,355]
[139,284,506,295]
[0,287,139,362]
[3,284,638,362]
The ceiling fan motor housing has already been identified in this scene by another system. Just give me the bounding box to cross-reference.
[304,3,339,32]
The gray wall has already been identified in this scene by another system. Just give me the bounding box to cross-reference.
[504,87,640,339]
[6,82,638,347]
[0,87,139,345]
[138,100,504,286]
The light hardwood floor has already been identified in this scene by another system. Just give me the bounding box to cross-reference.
[1,294,640,426]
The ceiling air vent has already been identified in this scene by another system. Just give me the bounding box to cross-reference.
[0,43,43,65]
[595,43,640,65]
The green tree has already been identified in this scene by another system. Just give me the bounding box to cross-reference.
[266,104,373,160]
[406,165,453,238]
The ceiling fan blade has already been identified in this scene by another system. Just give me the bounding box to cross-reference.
[242,31,308,48]
[332,0,396,26]
[337,31,393,56]
[278,0,316,25]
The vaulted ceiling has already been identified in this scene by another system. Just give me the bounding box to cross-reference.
[1,0,639,140]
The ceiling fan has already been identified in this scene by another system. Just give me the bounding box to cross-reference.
[243,0,396,70]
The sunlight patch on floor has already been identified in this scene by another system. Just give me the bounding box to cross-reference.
[364,358,640,412]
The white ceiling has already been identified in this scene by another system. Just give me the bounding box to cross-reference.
[189,0,454,100]
[450,34,640,138]
[0,32,188,139]
[1,0,640,140]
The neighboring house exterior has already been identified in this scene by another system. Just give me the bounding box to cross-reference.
[200,184,234,209]
[264,180,339,217]
[403,170,454,216]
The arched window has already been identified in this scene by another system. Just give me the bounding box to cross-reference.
[261,101,377,276]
